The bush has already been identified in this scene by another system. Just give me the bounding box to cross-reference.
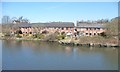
[79,36,105,44]
[38,34,45,39]
[42,30,49,34]
[99,32,107,37]
[4,33,10,36]
[32,34,37,38]
[56,35,66,40]
[16,34,22,38]
[32,34,45,39]
[61,32,65,35]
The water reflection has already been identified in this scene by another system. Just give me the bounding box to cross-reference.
[2,40,118,70]
[65,46,72,55]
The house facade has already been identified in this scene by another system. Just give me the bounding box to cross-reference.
[11,22,75,36]
[10,22,106,37]
[76,23,106,36]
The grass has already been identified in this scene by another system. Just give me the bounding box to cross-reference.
[60,35,118,45]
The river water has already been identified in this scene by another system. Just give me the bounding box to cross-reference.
[2,40,118,70]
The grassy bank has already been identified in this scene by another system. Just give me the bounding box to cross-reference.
[59,36,119,47]
[0,32,119,47]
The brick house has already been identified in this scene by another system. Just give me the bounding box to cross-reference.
[76,23,106,36]
[11,22,75,36]
[10,22,106,37]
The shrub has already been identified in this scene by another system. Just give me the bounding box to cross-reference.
[99,32,107,37]
[32,34,45,39]
[38,34,45,39]
[33,34,38,38]
[61,32,65,35]
[42,30,49,34]
[16,34,22,38]
[56,35,66,40]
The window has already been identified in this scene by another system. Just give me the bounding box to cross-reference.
[62,27,64,30]
[94,33,96,35]
[30,32,32,34]
[86,28,88,30]
[89,28,91,30]
[75,29,77,31]
[97,28,100,30]
[86,33,88,35]
[94,28,96,30]
[90,33,92,35]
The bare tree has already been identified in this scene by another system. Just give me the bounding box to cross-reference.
[12,16,30,24]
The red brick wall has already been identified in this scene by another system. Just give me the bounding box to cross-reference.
[77,28,105,36]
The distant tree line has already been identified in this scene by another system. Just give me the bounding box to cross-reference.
[105,17,119,37]
[12,16,30,24]
[1,15,30,24]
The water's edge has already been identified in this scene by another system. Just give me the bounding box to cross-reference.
[0,38,119,48]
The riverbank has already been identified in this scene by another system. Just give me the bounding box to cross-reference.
[58,40,119,47]
[0,36,119,48]
[59,36,119,47]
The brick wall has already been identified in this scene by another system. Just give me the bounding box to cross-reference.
[77,28,105,36]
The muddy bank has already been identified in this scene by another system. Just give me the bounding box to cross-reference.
[58,40,119,47]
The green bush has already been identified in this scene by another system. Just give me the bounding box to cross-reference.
[32,34,44,39]
[56,35,66,40]
[38,34,45,39]
[61,32,65,35]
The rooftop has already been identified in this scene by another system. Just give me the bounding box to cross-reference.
[12,22,75,28]
[76,23,105,28]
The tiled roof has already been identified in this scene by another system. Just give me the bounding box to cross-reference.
[12,23,31,28]
[12,22,74,28]
[76,23,105,28]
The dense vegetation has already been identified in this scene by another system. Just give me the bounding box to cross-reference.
[105,17,119,37]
